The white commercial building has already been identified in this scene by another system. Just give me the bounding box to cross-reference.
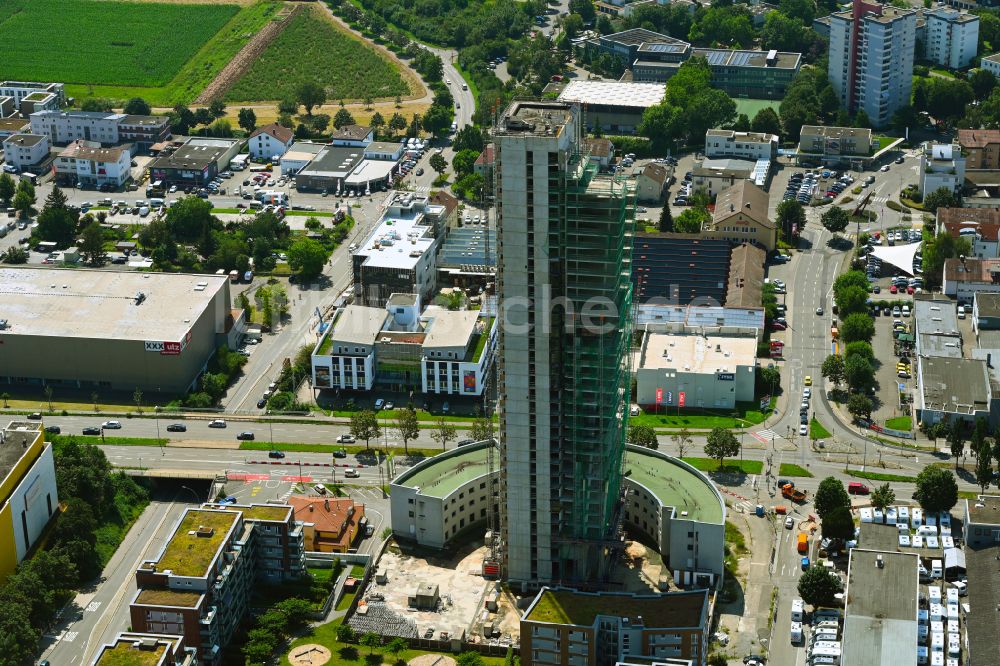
[30,110,169,147]
[248,123,293,161]
[703,129,778,161]
[279,142,324,176]
[311,305,384,391]
[0,81,65,106]
[420,307,497,396]
[2,133,49,171]
[634,326,759,410]
[829,1,916,128]
[920,142,966,196]
[54,140,131,188]
[925,8,979,69]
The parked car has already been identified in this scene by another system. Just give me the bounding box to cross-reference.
[257,398,267,409]
[166,423,187,432]
[374,398,385,410]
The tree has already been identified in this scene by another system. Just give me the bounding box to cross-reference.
[429,152,448,175]
[80,97,114,112]
[844,341,875,365]
[972,69,998,102]
[456,654,484,666]
[469,417,494,442]
[336,622,356,643]
[333,108,355,130]
[841,313,875,344]
[12,189,34,220]
[274,597,314,633]
[350,410,381,449]
[975,437,993,493]
[798,565,843,607]
[123,97,151,115]
[79,221,108,267]
[370,111,385,137]
[870,483,895,512]
[394,405,420,454]
[845,354,875,392]
[947,423,965,471]
[0,602,39,665]
[1,392,8,408]
[0,172,15,205]
[237,108,257,133]
[923,187,959,212]
[671,428,692,457]
[44,384,54,411]
[821,206,850,234]
[208,99,226,119]
[750,107,782,137]
[166,196,215,242]
[422,104,452,137]
[387,637,408,660]
[658,204,673,232]
[287,237,327,281]
[914,465,959,513]
[814,476,850,520]
[847,394,873,421]
[704,427,740,470]
[3,246,30,264]
[821,354,846,389]
[297,81,327,115]
[389,112,407,135]
[360,631,381,654]
[674,207,711,233]
[627,424,658,449]
[822,505,855,540]
[431,417,457,450]
[776,199,806,240]
[279,98,299,115]
[836,285,869,318]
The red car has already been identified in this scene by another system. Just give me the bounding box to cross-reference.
[907,286,915,294]
[889,284,898,294]
[772,321,787,331]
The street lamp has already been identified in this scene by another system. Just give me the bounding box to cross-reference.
[179,485,202,503]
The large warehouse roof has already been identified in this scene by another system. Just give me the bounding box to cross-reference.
[557,80,665,109]
[0,268,227,341]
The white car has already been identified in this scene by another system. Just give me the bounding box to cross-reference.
[785,516,795,529]
[102,420,122,429]
[799,424,808,435]
[880,164,890,172]
[344,468,360,478]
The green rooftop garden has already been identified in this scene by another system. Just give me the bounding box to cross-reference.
[216,504,290,522]
[471,317,494,362]
[135,588,202,607]
[96,642,166,666]
[156,510,237,577]
[526,589,703,627]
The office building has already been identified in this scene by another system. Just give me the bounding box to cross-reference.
[798,125,875,165]
[494,101,634,586]
[435,225,496,291]
[0,421,59,580]
[2,133,49,171]
[288,496,365,553]
[0,268,243,392]
[0,81,66,107]
[90,633,196,666]
[391,442,726,583]
[634,326,758,410]
[311,295,497,396]
[521,587,710,666]
[352,192,442,306]
[130,504,304,665]
[54,140,132,188]
[704,180,776,250]
[919,142,966,195]
[842,549,918,666]
[963,496,1000,666]
[924,7,979,68]
[829,0,916,127]
[704,130,778,161]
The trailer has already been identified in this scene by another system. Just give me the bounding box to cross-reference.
[782,483,807,503]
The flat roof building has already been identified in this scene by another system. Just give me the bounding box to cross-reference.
[916,355,992,425]
[842,549,919,666]
[294,144,364,192]
[90,633,195,666]
[557,80,666,133]
[521,586,711,666]
[149,138,242,186]
[0,268,240,392]
[963,495,1000,666]
[0,421,59,580]
[798,125,875,162]
[914,298,961,358]
[704,129,778,161]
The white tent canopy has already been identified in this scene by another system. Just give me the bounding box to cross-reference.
[870,242,921,276]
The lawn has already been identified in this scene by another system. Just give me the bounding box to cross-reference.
[875,136,898,151]
[846,470,917,482]
[778,463,814,477]
[885,416,913,431]
[630,402,769,430]
[49,434,169,448]
[810,418,832,440]
[681,457,763,474]
[280,619,506,666]
[733,98,780,118]
[226,5,411,102]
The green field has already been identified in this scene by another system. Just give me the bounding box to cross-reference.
[0,0,282,105]
[226,6,410,102]
[734,98,781,118]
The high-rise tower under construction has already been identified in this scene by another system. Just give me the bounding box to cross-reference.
[494,101,635,587]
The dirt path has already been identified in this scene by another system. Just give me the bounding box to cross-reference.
[193,3,302,104]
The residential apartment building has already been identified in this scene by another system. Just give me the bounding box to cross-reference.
[117,115,172,149]
[936,207,1000,258]
[311,295,498,396]
[521,587,710,666]
[829,0,916,127]
[704,130,778,161]
[130,504,304,665]
[636,162,670,203]
[248,123,294,160]
[798,125,875,163]
[0,81,66,107]
[703,180,776,250]
[288,496,365,553]
[959,128,1000,170]
[2,133,49,171]
[0,421,59,580]
[943,257,1000,300]
[924,7,979,69]
[690,158,755,198]
[54,140,132,188]
[494,101,634,586]
[919,142,966,195]
[981,53,1000,78]
[90,633,196,666]
[30,110,168,148]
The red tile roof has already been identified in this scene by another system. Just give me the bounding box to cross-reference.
[937,208,1000,242]
[474,144,495,166]
[250,123,293,144]
[959,129,1000,149]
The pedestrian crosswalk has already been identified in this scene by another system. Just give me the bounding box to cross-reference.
[734,500,756,513]
[413,185,431,193]
[752,429,779,444]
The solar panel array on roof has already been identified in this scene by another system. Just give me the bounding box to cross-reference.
[641,43,686,53]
